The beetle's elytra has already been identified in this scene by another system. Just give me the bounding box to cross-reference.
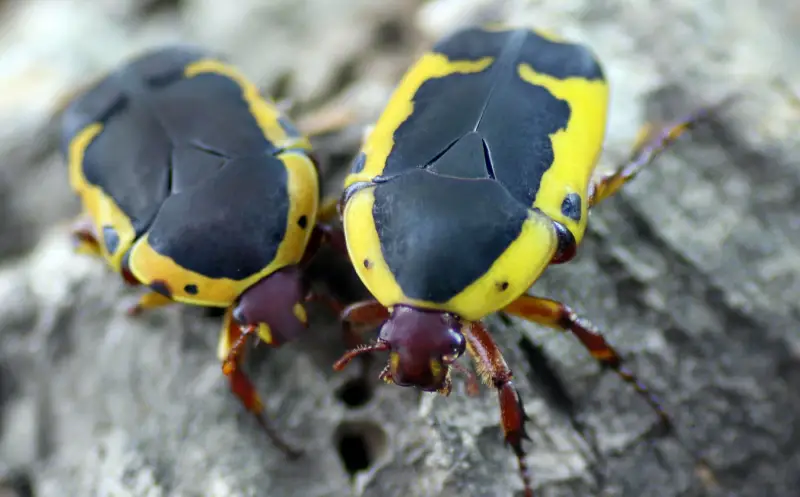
[332,25,716,496]
[61,46,346,457]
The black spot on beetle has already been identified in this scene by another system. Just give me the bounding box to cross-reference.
[184,284,198,295]
[102,226,120,255]
[150,280,173,298]
[561,193,582,222]
[297,215,308,229]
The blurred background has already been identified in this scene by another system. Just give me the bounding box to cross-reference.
[0,0,799,496]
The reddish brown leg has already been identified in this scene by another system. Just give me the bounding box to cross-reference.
[504,295,671,434]
[70,215,102,257]
[451,361,481,397]
[300,222,348,268]
[463,321,533,497]
[217,307,302,458]
[589,100,733,208]
[339,299,389,346]
[316,223,348,257]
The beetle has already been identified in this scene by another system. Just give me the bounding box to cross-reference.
[331,25,719,495]
[60,45,346,458]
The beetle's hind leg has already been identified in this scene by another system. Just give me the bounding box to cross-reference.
[588,100,731,208]
[503,295,671,435]
[70,215,103,257]
[218,306,303,458]
[124,291,174,316]
[462,321,533,497]
[294,102,357,139]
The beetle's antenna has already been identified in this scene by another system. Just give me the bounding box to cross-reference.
[333,341,390,371]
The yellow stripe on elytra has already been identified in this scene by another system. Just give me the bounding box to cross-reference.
[345,53,494,188]
[518,63,608,245]
[343,186,558,321]
[128,151,319,307]
[68,123,137,273]
[442,209,557,320]
[184,59,312,153]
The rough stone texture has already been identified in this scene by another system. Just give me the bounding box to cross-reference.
[1,0,799,496]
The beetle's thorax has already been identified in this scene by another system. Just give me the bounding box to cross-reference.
[233,265,308,345]
[378,305,466,391]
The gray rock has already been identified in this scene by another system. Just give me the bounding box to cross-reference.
[1,1,799,496]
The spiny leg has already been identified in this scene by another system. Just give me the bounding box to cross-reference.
[589,102,724,208]
[218,307,302,458]
[463,321,533,497]
[503,295,670,435]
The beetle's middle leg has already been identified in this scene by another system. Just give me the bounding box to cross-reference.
[503,294,671,435]
[218,306,303,458]
[462,321,533,497]
[588,104,719,208]
[124,291,174,316]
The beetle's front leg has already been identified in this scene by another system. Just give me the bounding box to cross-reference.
[462,321,533,497]
[218,306,303,458]
[588,102,726,208]
[503,295,671,435]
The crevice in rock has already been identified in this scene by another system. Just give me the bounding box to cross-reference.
[336,377,374,408]
[0,470,35,497]
[334,420,387,478]
[137,0,184,17]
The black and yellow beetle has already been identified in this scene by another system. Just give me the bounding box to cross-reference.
[332,25,718,495]
[60,46,345,457]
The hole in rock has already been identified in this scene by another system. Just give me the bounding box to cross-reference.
[334,421,387,478]
[0,471,35,497]
[335,377,373,408]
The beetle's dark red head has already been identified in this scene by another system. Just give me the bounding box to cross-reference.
[335,305,466,394]
[232,265,308,346]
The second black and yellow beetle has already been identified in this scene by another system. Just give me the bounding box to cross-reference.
[332,25,719,495]
[61,46,344,457]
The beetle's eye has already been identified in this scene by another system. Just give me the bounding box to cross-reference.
[442,330,466,363]
[442,352,459,363]
[552,222,577,264]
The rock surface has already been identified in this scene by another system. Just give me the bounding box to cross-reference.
[1,1,799,496]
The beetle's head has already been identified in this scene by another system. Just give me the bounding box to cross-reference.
[232,265,308,346]
[335,305,466,394]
